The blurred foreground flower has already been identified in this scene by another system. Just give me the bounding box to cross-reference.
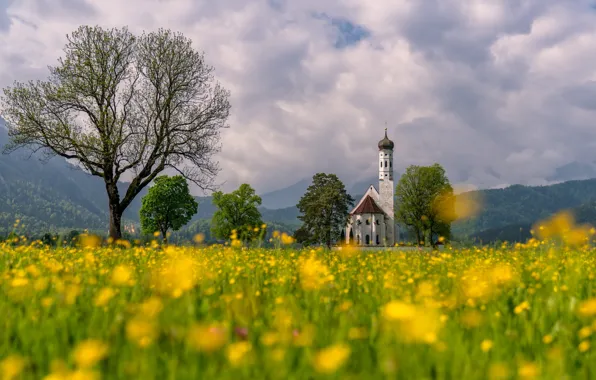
[73,340,109,368]
[313,343,351,374]
[226,342,252,367]
[299,256,332,290]
[126,318,158,348]
[110,265,134,286]
[382,301,441,343]
[1,355,27,380]
[151,254,198,298]
[78,234,102,248]
[187,324,228,352]
[533,210,593,246]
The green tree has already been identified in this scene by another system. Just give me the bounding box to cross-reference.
[140,175,198,243]
[395,163,454,247]
[1,26,230,241]
[211,184,264,242]
[296,173,354,248]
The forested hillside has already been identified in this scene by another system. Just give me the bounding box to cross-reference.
[455,180,596,242]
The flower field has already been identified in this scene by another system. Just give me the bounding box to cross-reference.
[2,234,596,379]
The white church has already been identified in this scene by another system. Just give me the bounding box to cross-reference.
[344,129,399,246]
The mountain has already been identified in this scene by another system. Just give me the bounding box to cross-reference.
[259,179,310,209]
[546,161,596,182]
[469,200,596,244]
[453,179,596,239]
[0,122,146,235]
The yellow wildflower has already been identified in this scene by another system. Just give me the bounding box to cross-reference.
[481,340,493,352]
[73,340,109,368]
[226,342,252,367]
[93,288,116,307]
[1,355,27,380]
[187,324,227,352]
[313,343,351,374]
[126,318,158,348]
[110,265,134,286]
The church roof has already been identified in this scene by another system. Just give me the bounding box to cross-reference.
[350,195,385,215]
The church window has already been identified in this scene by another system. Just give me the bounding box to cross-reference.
[390,161,392,168]
[365,235,370,245]
[380,162,382,168]
[365,219,370,225]
[376,219,379,225]
[376,235,380,244]
[385,161,387,167]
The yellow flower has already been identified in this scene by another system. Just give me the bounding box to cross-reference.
[193,233,205,243]
[514,301,530,314]
[78,234,102,248]
[187,324,227,352]
[138,297,163,319]
[383,301,417,321]
[110,265,134,286]
[578,298,596,317]
[299,256,331,290]
[518,362,539,379]
[151,255,197,298]
[1,355,27,380]
[93,288,116,307]
[72,340,109,368]
[579,340,590,353]
[542,335,553,344]
[126,318,158,348]
[313,343,351,374]
[578,327,592,339]
[226,342,252,367]
[481,340,493,352]
[280,232,294,245]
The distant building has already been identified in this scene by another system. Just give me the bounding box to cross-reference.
[344,129,398,246]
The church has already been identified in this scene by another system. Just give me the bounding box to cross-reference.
[344,129,399,246]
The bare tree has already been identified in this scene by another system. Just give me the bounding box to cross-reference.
[0,25,231,240]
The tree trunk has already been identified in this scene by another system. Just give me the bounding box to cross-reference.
[161,228,168,244]
[107,183,123,241]
[109,203,123,241]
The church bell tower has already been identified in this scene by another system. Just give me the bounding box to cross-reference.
[378,128,396,244]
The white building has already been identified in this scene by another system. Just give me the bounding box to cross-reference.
[344,129,399,246]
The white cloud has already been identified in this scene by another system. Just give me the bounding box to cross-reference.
[1,0,596,195]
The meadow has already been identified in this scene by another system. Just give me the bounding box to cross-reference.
[1,218,596,379]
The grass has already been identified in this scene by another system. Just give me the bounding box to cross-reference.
[1,236,596,379]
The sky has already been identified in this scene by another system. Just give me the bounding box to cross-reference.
[1,0,596,195]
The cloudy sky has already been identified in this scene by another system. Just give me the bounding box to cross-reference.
[1,0,596,194]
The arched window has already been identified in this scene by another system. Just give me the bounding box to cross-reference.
[390,161,392,168]
[365,235,370,245]
[380,162,382,168]
[385,160,387,167]
[376,235,380,244]
[375,219,380,225]
[365,219,370,225]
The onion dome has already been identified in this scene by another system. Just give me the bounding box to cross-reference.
[378,128,394,150]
